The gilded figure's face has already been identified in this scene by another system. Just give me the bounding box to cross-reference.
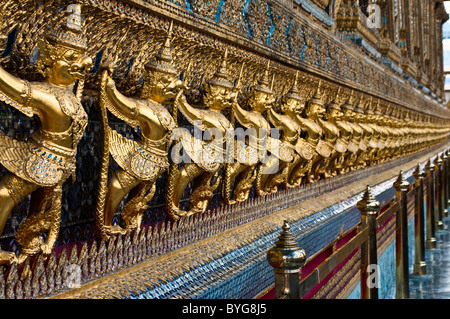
[281,97,305,115]
[249,90,275,113]
[204,84,235,110]
[380,115,389,124]
[325,108,343,121]
[306,102,325,119]
[342,109,354,120]
[354,112,364,122]
[368,113,379,123]
[49,47,92,85]
[143,70,185,103]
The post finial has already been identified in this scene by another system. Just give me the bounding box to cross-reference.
[357,185,380,215]
[393,170,410,191]
[413,164,425,179]
[282,220,290,232]
[435,155,443,165]
[267,220,306,272]
[426,159,435,172]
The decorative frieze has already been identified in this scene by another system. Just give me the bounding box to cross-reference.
[0,0,449,300]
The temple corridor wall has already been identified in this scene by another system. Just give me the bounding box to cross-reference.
[0,0,449,299]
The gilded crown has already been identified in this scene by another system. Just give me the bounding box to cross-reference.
[284,71,302,101]
[327,87,342,111]
[309,80,325,107]
[145,21,178,76]
[45,4,88,51]
[353,96,365,114]
[206,49,234,89]
[253,61,273,95]
[341,90,354,111]
[373,100,383,115]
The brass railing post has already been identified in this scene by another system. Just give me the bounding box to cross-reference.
[267,220,306,299]
[357,186,380,299]
[434,156,444,231]
[425,160,437,249]
[413,165,427,275]
[393,171,410,299]
[443,152,448,218]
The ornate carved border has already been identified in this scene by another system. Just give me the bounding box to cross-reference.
[77,0,449,118]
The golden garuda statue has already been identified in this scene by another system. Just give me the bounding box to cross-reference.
[383,106,401,161]
[256,73,295,196]
[280,78,322,187]
[223,62,276,204]
[96,22,181,237]
[374,103,391,164]
[409,112,422,153]
[377,106,396,162]
[166,50,235,219]
[398,109,412,157]
[266,72,315,189]
[322,89,350,178]
[340,92,361,174]
[364,100,384,166]
[353,96,375,169]
[394,108,407,159]
[0,4,92,264]
[304,81,333,183]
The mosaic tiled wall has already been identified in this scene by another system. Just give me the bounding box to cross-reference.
[128,164,421,299]
[0,0,448,300]
[1,0,448,252]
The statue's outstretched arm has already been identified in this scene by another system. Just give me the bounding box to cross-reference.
[176,92,203,123]
[268,108,285,130]
[0,66,37,117]
[293,113,308,131]
[232,100,251,127]
[102,72,139,124]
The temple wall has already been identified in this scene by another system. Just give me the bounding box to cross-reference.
[0,0,449,299]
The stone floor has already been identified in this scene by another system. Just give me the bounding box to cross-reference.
[410,216,450,299]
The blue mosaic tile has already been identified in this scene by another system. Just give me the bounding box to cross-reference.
[131,168,418,299]
[378,241,396,299]
[408,217,415,274]
[347,282,361,299]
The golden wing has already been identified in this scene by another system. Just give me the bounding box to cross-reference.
[0,133,35,183]
[108,128,136,171]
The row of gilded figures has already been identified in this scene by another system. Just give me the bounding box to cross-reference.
[0,5,448,264]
